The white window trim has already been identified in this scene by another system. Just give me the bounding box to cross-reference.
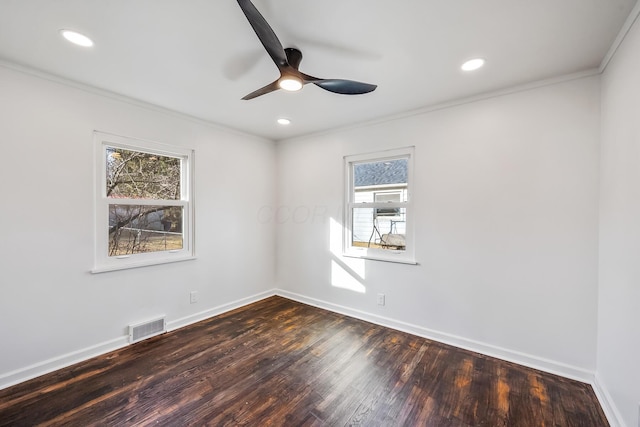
[92,131,196,273]
[344,147,416,265]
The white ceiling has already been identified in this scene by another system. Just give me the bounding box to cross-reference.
[0,0,637,140]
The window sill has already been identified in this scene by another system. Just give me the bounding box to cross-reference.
[91,255,197,274]
[343,251,418,265]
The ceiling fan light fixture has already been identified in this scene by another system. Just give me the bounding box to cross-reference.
[279,76,303,92]
[461,58,485,71]
[60,29,94,47]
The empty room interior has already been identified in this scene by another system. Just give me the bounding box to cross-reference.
[1,0,639,425]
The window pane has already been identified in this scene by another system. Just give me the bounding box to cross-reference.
[374,191,404,216]
[352,207,406,251]
[374,191,402,203]
[109,205,183,256]
[106,147,181,200]
[354,158,407,189]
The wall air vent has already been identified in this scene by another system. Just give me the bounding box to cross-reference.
[128,317,166,344]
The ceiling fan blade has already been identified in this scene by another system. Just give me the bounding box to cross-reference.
[237,0,288,68]
[242,79,281,100]
[303,75,377,95]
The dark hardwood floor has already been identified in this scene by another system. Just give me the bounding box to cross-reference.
[0,296,608,426]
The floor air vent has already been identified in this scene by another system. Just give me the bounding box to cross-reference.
[128,317,166,343]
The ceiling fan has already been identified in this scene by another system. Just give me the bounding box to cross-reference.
[236,0,377,100]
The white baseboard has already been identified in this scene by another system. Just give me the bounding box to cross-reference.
[275,289,595,384]
[167,290,276,331]
[593,373,626,427]
[0,336,129,391]
[0,289,277,392]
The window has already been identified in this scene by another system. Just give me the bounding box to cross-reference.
[344,147,415,264]
[93,132,194,272]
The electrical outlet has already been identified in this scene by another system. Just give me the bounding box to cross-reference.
[190,291,198,304]
[377,293,385,306]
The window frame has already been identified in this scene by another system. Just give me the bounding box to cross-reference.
[344,147,416,264]
[92,131,195,273]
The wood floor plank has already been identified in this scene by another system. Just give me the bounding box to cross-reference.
[0,296,609,426]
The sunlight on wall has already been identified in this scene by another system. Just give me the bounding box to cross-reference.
[329,217,366,293]
[331,260,366,293]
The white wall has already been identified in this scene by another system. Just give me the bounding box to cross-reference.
[598,12,640,427]
[276,76,601,379]
[0,65,277,388]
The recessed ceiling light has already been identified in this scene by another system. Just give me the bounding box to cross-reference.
[277,118,291,125]
[461,58,485,71]
[278,77,303,92]
[60,29,94,47]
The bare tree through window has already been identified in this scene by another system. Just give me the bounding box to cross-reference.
[106,148,183,256]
